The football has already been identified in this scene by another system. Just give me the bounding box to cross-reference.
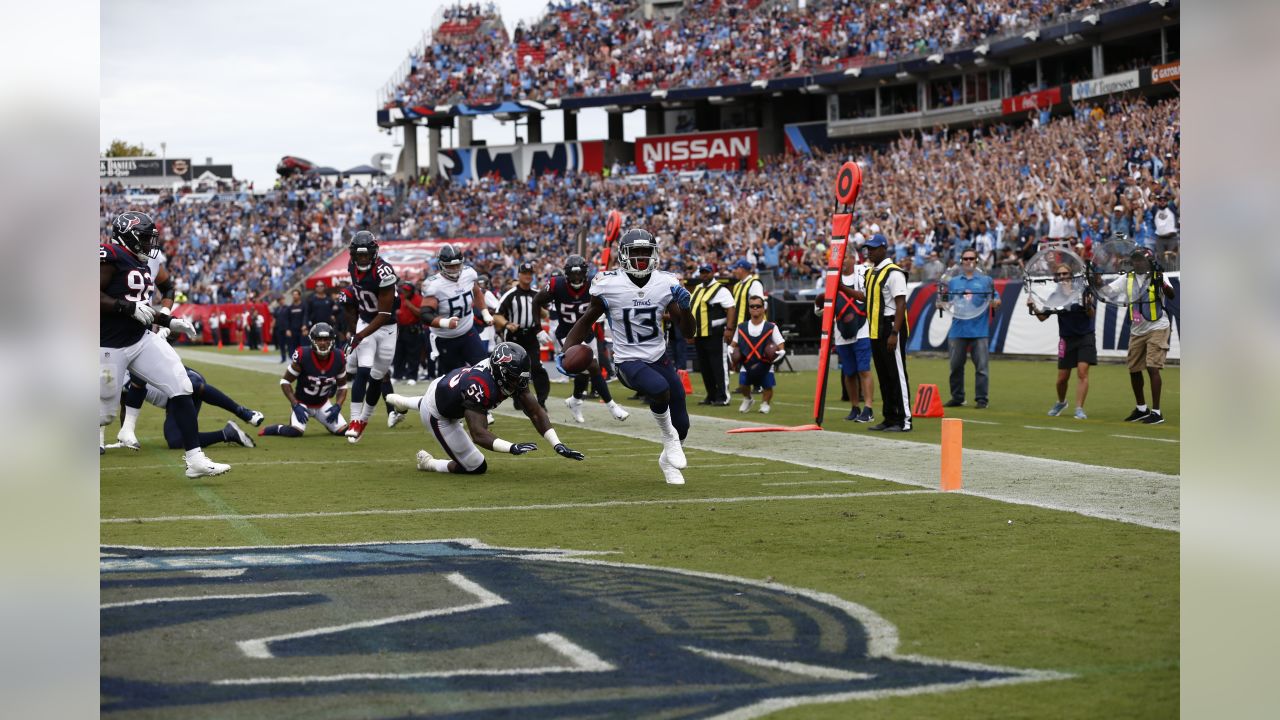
[561,344,594,374]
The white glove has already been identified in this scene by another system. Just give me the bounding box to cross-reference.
[169,317,198,340]
[537,330,552,346]
[155,326,172,340]
[774,349,787,362]
[131,302,156,326]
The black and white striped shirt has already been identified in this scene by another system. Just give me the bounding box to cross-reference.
[497,285,540,340]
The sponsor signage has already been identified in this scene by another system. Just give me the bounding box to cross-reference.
[99,157,194,180]
[305,237,501,288]
[1151,61,1180,85]
[635,129,758,173]
[1001,87,1062,114]
[1070,70,1140,101]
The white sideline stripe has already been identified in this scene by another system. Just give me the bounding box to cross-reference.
[536,632,615,672]
[101,490,934,524]
[762,480,860,487]
[684,645,874,681]
[1022,425,1083,433]
[720,471,812,477]
[101,591,310,610]
[190,568,247,578]
[237,572,506,659]
[961,419,1001,425]
[1111,434,1179,444]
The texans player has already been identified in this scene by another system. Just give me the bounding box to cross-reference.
[386,342,584,475]
[342,231,399,443]
[421,244,491,377]
[100,211,228,477]
[535,254,629,423]
[729,299,786,414]
[112,367,260,451]
[558,228,695,485]
[260,323,352,438]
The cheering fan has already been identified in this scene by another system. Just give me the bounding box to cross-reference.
[1023,243,1088,314]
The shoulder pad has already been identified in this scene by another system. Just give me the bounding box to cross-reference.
[99,244,117,262]
[291,349,303,364]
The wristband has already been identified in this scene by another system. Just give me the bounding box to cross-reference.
[115,299,134,315]
[542,428,561,446]
[279,378,291,385]
[492,438,513,454]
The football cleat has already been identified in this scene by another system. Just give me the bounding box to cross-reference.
[246,410,265,427]
[416,449,434,471]
[385,393,418,414]
[608,401,630,421]
[661,437,687,469]
[658,450,685,486]
[185,452,231,479]
[759,402,771,414]
[738,398,754,413]
[564,397,585,423]
[224,421,255,448]
[345,419,367,444]
[487,412,496,425]
[387,410,406,428]
[115,429,141,451]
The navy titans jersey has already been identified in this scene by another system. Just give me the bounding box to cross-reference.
[546,275,592,336]
[100,243,154,348]
[292,347,347,406]
[432,366,506,420]
[347,258,400,324]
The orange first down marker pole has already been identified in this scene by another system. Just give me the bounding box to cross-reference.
[941,418,963,491]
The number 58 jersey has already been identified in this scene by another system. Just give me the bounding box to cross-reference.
[589,269,679,363]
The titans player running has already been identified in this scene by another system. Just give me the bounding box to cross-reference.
[260,323,352,438]
[559,228,694,485]
[387,342,584,475]
[534,254,629,423]
[342,231,399,443]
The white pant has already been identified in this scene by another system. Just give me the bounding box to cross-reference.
[420,378,486,472]
[290,401,348,435]
[100,333,192,426]
[350,320,398,380]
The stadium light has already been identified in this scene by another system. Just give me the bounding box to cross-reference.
[751,79,769,89]
[974,43,989,55]
[650,89,668,99]
[843,67,862,77]
[927,54,944,64]
[1023,30,1040,41]
[1082,13,1099,25]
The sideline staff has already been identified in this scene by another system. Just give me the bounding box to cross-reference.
[863,234,911,432]
[689,264,736,405]
[1028,263,1096,420]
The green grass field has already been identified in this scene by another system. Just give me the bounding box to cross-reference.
[100,351,1178,718]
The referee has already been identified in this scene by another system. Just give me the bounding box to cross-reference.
[494,262,550,408]
[862,234,912,432]
[689,264,736,405]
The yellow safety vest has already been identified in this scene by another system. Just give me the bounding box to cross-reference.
[732,274,764,322]
[865,262,910,340]
[690,281,727,337]
[1127,274,1164,322]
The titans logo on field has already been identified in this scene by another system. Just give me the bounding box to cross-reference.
[101,540,1068,716]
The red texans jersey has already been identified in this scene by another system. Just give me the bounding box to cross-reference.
[291,347,347,407]
[100,243,154,348]
[545,275,592,334]
[432,366,505,419]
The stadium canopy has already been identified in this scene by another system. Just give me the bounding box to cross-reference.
[343,164,385,176]
[312,166,340,176]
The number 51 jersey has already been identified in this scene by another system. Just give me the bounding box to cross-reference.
[589,269,678,363]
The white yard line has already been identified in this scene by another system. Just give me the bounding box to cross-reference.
[1111,434,1179,444]
[1022,425,1084,433]
[720,471,812,477]
[762,480,860,487]
[101,591,310,610]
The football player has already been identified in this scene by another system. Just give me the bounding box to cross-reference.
[341,231,399,443]
[112,368,260,450]
[100,211,228,477]
[421,244,491,377]
[558,228,694,485]
[729,298,786,414]
[386,342,584,475]
[260,323,352,438]
[534,254,629,423]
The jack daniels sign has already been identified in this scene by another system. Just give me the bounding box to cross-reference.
[99,157,194,180]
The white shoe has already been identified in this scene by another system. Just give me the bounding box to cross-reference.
[385,393,417,414]
[759,402,771,414]
[564,396,585,423]
[115,429,141,450]
[246,410,265,427]
[407,378,416,386]
[185,452,230,478]
[487,412,495,425]
[608,401,630,421]
[224,421,255,448]
[738,398,754,413]
[662,437,687,469]
[387,410,405,428]
[416,449,434,471]
[659,452,685,485]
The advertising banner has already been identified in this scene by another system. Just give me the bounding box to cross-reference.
[1151,61,1180,85]
[439,140,604,184]
[304,238,502,289]
[1001,87,1062,114]
[635,129,759,173]
[1070,70,1140,101]
[99,157,194,180]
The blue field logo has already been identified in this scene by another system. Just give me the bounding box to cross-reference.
[101,540,1068,717]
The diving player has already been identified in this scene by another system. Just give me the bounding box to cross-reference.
[342,231,399,443]
[100,211,228,477]
[421,244,491,376]
[534,254,629,423]
[112,367,260,450]
[386,342,585,475]
[260,323,352,438]
[558,228,694,485]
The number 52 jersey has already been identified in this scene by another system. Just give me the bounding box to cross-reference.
[589,269,679,363]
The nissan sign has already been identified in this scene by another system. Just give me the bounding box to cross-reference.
[635,129,758,173]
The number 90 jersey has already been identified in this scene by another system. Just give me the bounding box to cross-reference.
[422,266,479,339]
[100,243,153,348]
[590,269,679,363]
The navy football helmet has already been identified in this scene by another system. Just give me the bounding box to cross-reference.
[309,322,336,357]
[438,244,464,280]
[489,342,531,396]
[112,211,161,259]
[349,231,378,271]
[618,228,658,278]
[564,254,589,288]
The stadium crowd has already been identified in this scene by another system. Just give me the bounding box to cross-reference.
[389,0,1120,108]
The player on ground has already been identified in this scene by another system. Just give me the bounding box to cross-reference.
[559,228,694,485]
[386,342,585,474]
[112,367,260,450]
[729,299,786,414]
[535,254,629,423]
[100,211,228,477]
[342,231,399,443]
[260,323,352,438]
